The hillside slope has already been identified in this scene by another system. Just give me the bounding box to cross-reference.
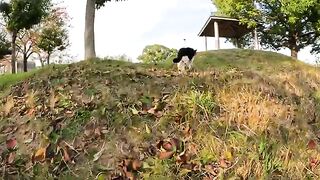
[1,49,320,179]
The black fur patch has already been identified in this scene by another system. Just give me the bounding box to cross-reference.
[173,47,197,63]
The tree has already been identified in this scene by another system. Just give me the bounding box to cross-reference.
[138,44,177,64]
[0,0,51,73]
[0,29,11,58]
[84,0,124,60]
[36,7,69,66]
[16,29,37,72]
[213,0,320,59]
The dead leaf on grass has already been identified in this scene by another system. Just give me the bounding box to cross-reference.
[308,139,317,150]
[145,124,151,134]
[2,126,18,135]
[26,108,35,116]
[32,147,46,162]
[162,141,173,151]
[204,164,219,176]
[62,147,71,162]
[7,152,16,164]
[24,131,36,144]
[176,153,190,164]
[158,151,174,160]
[6,138,17,149]
[93,142,106,162]
[309,157,319,170]
[94,127,102,138]
[3,95,14,116]
[219,159,229,168]
[130,108,139,115]
[132,159,142,171]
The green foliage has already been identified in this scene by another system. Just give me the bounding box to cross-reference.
[37,26,67,55]
[0,0,52,73]
[95,0,125,9]
[258,136,282,177]
[138,44,177,64]
[0,0,51,32]
[213,0,320,56]
[0,68,38,92]
[36,7,69,64]
[0,30,11,58]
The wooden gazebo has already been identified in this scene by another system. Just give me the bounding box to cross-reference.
[198,15,257,50]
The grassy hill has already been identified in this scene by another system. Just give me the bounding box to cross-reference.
[1,49,320,179]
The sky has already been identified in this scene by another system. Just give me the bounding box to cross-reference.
[60,0,318,64]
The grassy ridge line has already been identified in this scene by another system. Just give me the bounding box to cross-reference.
[0,50,320,179]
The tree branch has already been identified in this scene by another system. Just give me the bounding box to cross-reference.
[300,31,316,38]
[26,43,33,54]
[26,51,33,59]
[16,44,23,52]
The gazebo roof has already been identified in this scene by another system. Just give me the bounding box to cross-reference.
[198,16,252,38]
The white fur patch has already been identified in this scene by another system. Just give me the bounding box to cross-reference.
[177,56,193,72]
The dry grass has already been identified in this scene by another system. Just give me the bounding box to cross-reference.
[1,95,14,117]
[217,85,291,132]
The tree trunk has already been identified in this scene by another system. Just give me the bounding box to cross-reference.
[47,53,51,65]
[84,0,96,60]
[23,53,28,72]
[291,48,298,59]
[11,31,17,74]
[289,33,298,59]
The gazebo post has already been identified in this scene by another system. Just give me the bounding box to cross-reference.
[254,28,259,50]
[205,36,208,51]
[235,38,240,48]
[214,21,220,49]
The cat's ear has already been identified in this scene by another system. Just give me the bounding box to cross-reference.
[194,49,197,53]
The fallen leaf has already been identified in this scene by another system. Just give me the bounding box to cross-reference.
[182,125,192,137]
[84,128,93,137]
[162,141,173,151]
[219,159,228,168]
[310,157,319,170]
[33,147,46,162]
[145,124,151,134]
[2,126,18,134]
[7,152,16,164]
[24,138,33,144]
[147,108,156,115]
[131,108,139,115]
[158,151,174,160]
[125,171,135,180]
[24,132,36,144]
[176,153,189,164]
[204,164,218,176]
[26,108,35,116]
[6,138,17,149]
[105,79,111,85]
[132,159,142,171]
[94,127,102,138]
[62,147,71,162]
[308,139,317,150]
[93,143,106,162]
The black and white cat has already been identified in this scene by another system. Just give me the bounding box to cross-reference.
[173,47,197,72]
